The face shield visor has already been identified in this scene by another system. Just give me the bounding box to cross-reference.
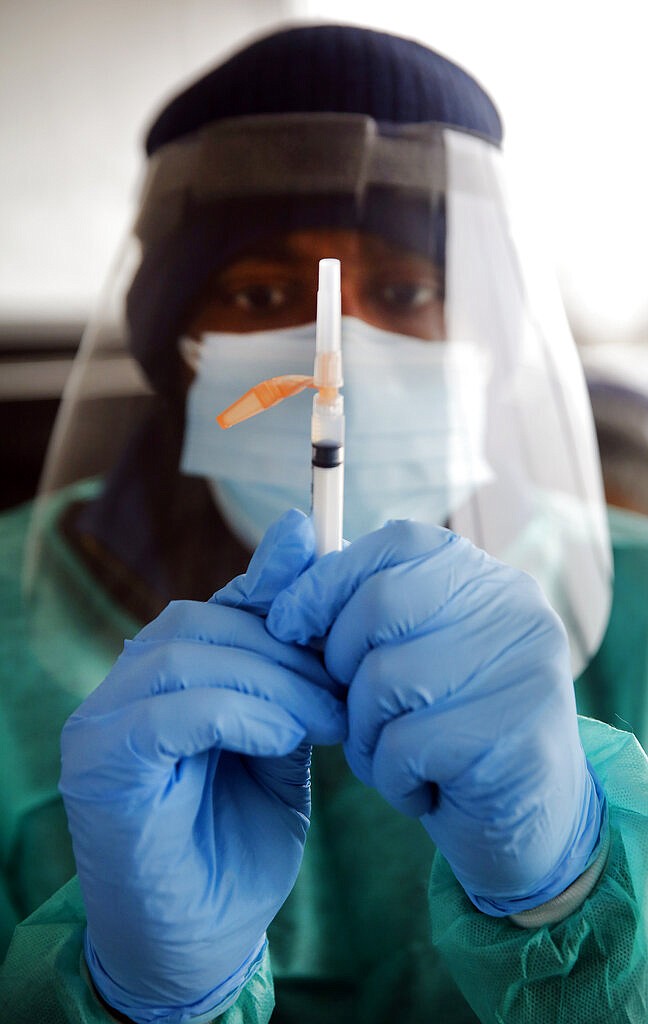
[26,113,611,695]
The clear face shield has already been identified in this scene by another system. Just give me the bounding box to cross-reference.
[26,113,612,696]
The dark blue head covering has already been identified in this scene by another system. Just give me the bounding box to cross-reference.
[145,24,502,154]
[128,24,502,394]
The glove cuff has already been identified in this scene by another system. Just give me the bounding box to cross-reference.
[509,812,610,928]
[84,930,267,1024]
[467,761,607,917]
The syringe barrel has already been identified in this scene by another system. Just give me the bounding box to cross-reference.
[311,257,344,557]
[311,391,344,443]
[311,441,344,557]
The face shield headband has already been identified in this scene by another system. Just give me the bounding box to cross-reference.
[134,113,449,243]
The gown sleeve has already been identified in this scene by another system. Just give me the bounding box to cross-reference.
[0,876,275,1024]
[428,717,648,1023]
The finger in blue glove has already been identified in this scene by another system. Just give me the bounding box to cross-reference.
[60,509,344,1024]
[215,507,316,615]
[268,519,604,917]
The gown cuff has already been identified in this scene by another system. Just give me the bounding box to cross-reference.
[509,809,610,929]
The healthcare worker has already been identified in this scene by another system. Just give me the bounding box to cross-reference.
[1,23,647,1024]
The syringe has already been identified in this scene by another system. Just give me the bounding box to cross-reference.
[215,258,344,558]
[310,259,344,557]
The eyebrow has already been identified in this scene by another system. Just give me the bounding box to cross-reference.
[217,235,442,272]
[221,238,305,264]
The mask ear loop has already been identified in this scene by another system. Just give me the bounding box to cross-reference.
[178,336,203,375]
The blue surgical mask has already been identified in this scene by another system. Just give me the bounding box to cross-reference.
[179,317,491,549]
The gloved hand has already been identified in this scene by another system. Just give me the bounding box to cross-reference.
[267,519,604,916]
[59,510,345,1024]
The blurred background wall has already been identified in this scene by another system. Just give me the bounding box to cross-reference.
[1,0,646,509]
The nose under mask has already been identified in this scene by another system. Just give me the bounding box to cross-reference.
[179,317,492,550]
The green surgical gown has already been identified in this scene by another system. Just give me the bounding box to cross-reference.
[1,493,647,1022]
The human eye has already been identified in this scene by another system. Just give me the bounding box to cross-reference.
[186,255,317,335]
[211,261,317,329]
[376,280,442,311]
[228,282,291,312]
[362,262,445,339]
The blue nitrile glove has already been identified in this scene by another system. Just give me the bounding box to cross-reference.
[59,510,345,1024]
[267,520,605,916]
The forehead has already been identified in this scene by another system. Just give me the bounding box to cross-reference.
[217,228,440,273]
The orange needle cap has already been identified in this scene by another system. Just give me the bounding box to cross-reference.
[217,374,314,428]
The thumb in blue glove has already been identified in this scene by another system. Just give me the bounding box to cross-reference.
[267,519,604,917]
[60,509,345,1024]
[214,506,317,615]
